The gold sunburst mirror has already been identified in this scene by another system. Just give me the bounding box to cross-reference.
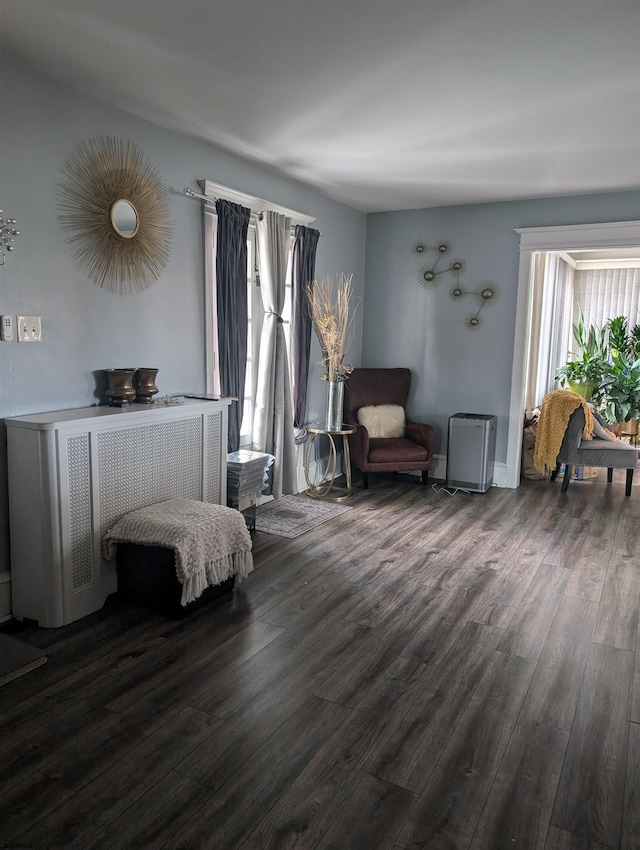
[58,137,172,294]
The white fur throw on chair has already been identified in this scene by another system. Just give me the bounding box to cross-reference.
[358,404,405,438]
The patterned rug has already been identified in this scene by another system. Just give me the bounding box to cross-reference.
[254,494,352,538]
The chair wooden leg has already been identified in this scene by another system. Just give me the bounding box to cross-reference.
[550,463,561,482]
[421,470,429,486]
[362,472,369,489]
[561,464,571,492]
[607,468,613,484]
[626,468,633,497]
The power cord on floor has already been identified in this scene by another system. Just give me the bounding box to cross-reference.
[431,482,471,497]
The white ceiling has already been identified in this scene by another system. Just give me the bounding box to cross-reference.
[2,0,640,212]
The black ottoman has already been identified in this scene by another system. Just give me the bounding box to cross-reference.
[116,543,236,618]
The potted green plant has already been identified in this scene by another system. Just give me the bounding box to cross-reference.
[555,306,608,400]
[606,314,640,360]
[595,315,640,426]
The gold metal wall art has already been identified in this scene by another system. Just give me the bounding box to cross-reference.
[58,137,172,294]
[415,241,465,286]
[451,281,500,330]
[0,210,20,264]
[413,240,498,330]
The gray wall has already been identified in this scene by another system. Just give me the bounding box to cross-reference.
[0,55,366,572]
[364,192,640,464]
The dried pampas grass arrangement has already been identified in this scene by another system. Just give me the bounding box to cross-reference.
[306,273,358,382]
[58,137,172,294]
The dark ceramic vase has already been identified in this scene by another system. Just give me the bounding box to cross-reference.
[103,368,137,407]
[135,368,159,403]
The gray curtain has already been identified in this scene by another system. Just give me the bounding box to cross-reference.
[216,199,251,452]
[252,211,297,497]
[291,225,320,443]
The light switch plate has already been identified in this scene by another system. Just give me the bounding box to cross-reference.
[17,316,42,342]
[1,315,14,341]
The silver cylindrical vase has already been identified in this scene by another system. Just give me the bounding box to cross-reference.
[325,380,344,431]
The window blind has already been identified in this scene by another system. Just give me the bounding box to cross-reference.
[573,268,640,329]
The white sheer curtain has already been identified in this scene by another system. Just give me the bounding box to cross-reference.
[550,255,574,382]
[525,253,574,409]
[573,267,640,328]
[252,211,297,497]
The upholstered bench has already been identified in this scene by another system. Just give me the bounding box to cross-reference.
[103,498,253,617]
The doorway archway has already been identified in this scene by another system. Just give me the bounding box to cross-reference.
[505,219,640,489]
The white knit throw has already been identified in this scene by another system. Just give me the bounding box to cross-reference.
[103,498,253,606]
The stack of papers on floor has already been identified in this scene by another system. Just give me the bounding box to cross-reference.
[227,450,275,501]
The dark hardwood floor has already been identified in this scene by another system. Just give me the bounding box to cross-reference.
[1,469,638,849]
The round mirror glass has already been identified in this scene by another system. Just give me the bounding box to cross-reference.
[110,199,139,239]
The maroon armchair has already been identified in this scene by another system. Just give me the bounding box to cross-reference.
[343,367,435,489]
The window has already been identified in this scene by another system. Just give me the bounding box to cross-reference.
[239,227,294,447]
[573,266,640,329]
[240,226,257,445]
[525,252,574,409]
[524,250,640,410]
[199,180,315,457]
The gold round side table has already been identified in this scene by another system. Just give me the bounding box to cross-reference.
[304,422,356,502]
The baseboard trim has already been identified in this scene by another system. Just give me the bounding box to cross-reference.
[301,451,511,492]
[423,455,510,489]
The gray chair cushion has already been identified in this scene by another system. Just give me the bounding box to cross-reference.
[558,408,637,470]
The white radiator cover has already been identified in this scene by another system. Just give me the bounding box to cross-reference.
[6,399,230,627]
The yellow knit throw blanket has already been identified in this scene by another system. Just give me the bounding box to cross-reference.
[533,390,594,474]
